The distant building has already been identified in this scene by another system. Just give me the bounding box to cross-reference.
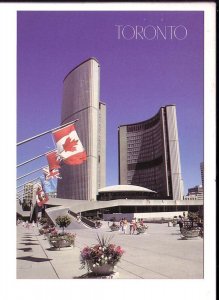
[186,185,203,201]
[200,162,204,188]
[57,58,106,201]
[47,192,57,198]
[118,105,184,200]
[183,195,198,201]
[22,183,34,210]
[97,184,157,201]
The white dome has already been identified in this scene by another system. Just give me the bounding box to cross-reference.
[98,185,156,193]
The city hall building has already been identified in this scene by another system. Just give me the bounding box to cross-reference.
[57,58,106,201]
[118,105,184,200]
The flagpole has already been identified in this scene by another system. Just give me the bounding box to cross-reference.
[17,119,79,146]
[17,165,48,180]
[17,187,24,194]
[17,189,23,194]
[17,191,33,197]
[16,177,40,189]
[17,191,36,200]
[17,150,55,168]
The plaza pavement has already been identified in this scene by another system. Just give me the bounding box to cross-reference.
[16,221,203,279]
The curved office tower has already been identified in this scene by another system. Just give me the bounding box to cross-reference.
[118,105,184,200]
[57,58,106,200]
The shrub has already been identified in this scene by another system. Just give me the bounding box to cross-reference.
[39,217,49,225]
[55,215,71,233]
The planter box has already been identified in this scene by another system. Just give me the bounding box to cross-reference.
[110,226,120,231]
[88,262,115,276]
[180,228,200,238]
[49,237,74,249]
[136,226,147,234]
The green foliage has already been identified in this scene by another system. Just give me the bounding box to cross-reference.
[96,233,114,247]
[49,232,76,249]
[188,211,200,221]
[55,215,71,229]
[50,232,76,244]
[22,202,31,211]
[39,217,49,225]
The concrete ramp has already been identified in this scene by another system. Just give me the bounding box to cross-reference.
[46,206,90,230]
[16,201,31,219]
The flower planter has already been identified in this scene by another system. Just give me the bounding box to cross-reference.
[49,234,75,249]
[88,261,115,275]
[39,228,44,235]
[80,235,124,276]
[45,232,51,239]
[180,227,200,238]
[49,238,73,249]
[136,226,147,234]
[110,225,120,231]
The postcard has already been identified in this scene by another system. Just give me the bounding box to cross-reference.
[0,2,216,300]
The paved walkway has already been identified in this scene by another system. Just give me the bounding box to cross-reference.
[16,222,203,279]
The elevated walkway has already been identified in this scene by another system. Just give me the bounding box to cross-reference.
[16,201,31,220]
[17,197,203,223]
[47,197,203,214]
[46,206,90,230]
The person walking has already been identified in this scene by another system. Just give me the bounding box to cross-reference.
[120,218,124,233]
[130,218,136,235]
[123,218,128,234]
[132,218,137,234]
[178,215,184,232]
[25,220,30,229]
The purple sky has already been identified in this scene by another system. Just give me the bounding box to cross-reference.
[17,11,204,194]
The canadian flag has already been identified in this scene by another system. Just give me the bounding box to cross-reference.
[52,124,87,165]
[46,151,60,171]
[36,186,48,207]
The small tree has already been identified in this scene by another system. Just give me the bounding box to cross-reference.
[55,215,71,234]
[188,211,200,228]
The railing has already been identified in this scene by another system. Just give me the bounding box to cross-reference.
[68,210,96,228]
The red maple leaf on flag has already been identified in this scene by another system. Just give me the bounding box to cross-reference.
[63,137,78,152]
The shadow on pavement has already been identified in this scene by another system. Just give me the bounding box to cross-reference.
[45,246,74,251]
[177,237,201,241]
[73,272,116,279]
[17,256,53,263]
[22,235,34,237]
[17,247,33,252]
[45,247,58,251]
[19,242,39,245]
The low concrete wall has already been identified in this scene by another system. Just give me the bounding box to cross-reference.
[103,211,187,222]
[68,210,96,228]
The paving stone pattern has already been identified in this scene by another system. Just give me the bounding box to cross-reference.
[16,222,203,279]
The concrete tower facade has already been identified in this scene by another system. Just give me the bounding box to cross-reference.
[118,105,184,200]
[200,162,204,188]
[57,58,106,200]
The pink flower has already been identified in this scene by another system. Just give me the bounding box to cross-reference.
[115,246,124,255]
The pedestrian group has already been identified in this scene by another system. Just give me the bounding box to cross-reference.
[119,217,145,235]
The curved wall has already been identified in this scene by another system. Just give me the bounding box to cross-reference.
[57,58,106,200]
[119,105,184,200]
